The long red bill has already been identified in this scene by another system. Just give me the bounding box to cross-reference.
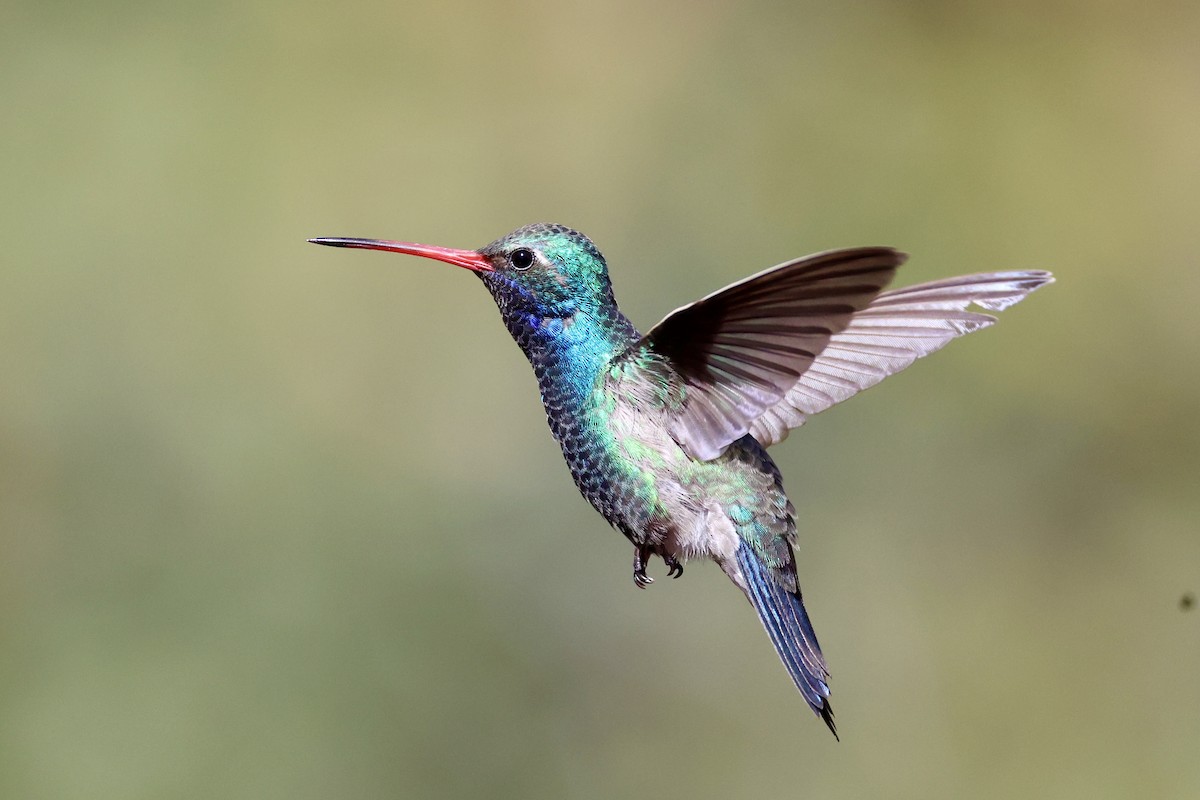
[308,237,494,272]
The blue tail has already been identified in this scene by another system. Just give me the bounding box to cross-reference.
[736,540,836,738]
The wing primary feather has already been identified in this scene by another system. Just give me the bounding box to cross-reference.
[746,269,1053,447]
[634,247,907,460]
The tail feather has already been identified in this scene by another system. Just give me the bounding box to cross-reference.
[736,540,837,738]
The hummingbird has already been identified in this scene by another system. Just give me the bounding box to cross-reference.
[309,223,1052,737]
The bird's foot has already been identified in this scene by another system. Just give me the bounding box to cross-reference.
[633,548,683,587]
[633,547,654,589]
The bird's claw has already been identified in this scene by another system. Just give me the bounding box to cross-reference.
[633,546,654,589]
[633,548,683,587]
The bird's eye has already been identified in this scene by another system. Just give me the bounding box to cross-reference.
[510,248,534,271]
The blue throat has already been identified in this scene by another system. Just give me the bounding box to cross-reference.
[518,306,641,421]
[479,273,641,420]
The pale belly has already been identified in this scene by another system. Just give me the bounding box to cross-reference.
[565,404,793,573]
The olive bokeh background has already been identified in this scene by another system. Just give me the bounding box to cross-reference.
[3,2,1198,797]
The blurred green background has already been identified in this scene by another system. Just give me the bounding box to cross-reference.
[3,1,1198,797]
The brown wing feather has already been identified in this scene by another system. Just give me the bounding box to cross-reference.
[748,270,1055,447]
[641,247,907,460]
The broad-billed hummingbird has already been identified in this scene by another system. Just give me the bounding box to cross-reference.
[309,223,1052,737]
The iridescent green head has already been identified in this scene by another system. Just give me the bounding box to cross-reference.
[476,223,616,320]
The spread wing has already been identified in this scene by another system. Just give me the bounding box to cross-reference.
[636,247,906,461]
[747,270,1055,447]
